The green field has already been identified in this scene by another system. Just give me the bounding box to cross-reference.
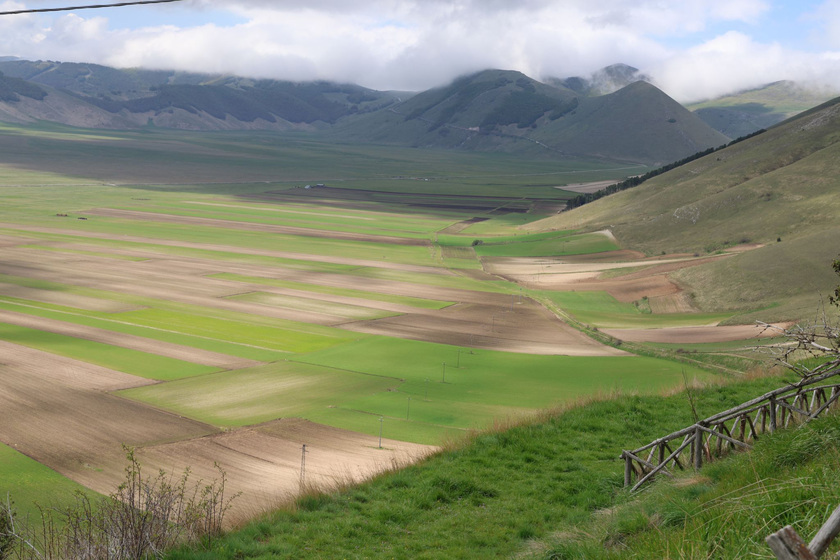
[211,273,454,310]
[121,335,717,444]
[0,122,766,528]
[0,321,218,381]
[541,291,735,328]
[0,444,96,522]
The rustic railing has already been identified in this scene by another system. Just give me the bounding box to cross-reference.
[621,367,840,491]
[767,504,840,559]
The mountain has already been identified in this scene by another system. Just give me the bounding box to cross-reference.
[688,80,838,137]
[331,69,579,149]
[0,59,727,164]
[335,69,728,165]
[545,63,652,96]
[527,80,728,164]
[0,59,402,130]
[525,96,840,322]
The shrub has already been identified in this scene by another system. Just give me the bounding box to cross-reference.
[0,447,237,560]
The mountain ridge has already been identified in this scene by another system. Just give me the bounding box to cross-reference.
[0,59,726,165]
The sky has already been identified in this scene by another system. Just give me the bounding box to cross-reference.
[1,0,840,103]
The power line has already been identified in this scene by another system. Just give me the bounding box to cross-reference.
[0,0,186,16]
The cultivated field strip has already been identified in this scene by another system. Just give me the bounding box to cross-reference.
[0,310,261,369]
[0,223,450,273]
[82,208,432,246]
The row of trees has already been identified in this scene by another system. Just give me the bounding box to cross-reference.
[565,128,768,209]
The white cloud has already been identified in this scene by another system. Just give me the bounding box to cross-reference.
[808,0,840,49]
[0,0,837,102]
[651,31,840,102]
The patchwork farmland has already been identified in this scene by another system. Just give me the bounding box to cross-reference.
[0,125,778,521]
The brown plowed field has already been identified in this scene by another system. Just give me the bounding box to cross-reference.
[482,245,775,344]
[602,323,791,344]
[0,283,139,312]
[0,340,216,490]
[0,223,448,274]
[0,340,434,521]
[139,419,434,521]
[342,299,627,356]
[82,208,430,247]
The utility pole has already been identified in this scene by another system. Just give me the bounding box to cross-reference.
[299,444,307,491]
[378,417,383,449]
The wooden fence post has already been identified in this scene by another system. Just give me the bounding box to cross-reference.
[766,527,817,560]
[693,425,703,470]
[767,504,840,559]
[809,504,840,558]
[623,452,632,487]
[769,395,777,432]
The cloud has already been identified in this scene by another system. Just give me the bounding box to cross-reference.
[0,0,836,102]
[808,0,840,49]
[650,31,840,102]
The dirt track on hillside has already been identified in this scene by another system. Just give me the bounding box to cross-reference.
[601,323,792,344]
[482,243,774,344]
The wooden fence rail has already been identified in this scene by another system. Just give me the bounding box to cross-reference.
[767,504,840,559]
[621,367,840,491]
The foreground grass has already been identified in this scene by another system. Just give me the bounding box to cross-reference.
[167,374,790,559]
[528,397,840,559]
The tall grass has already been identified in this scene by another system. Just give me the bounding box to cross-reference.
[531,410,840,559]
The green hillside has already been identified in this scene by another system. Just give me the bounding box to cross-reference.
[689,80,838,137]
[526,96,840,322]
[0,72,46,103]
[528,401,840,559]
[336,71,728,165]
[331,69,579,152]
[0,59,400,128]
[530,81,729,165]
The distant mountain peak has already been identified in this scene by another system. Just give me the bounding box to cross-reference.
[546,63,652,97]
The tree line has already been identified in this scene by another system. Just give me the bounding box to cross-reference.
[565,128,768,209]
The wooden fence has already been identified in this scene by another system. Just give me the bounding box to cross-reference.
[767,504,840,559]
[621,367,840,491]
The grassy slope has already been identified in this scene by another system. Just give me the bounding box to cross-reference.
[528,400,840,560]
[524,97,840,322]
[167,374,803,560]
[531,81,729,165]
[688,80,838,137]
